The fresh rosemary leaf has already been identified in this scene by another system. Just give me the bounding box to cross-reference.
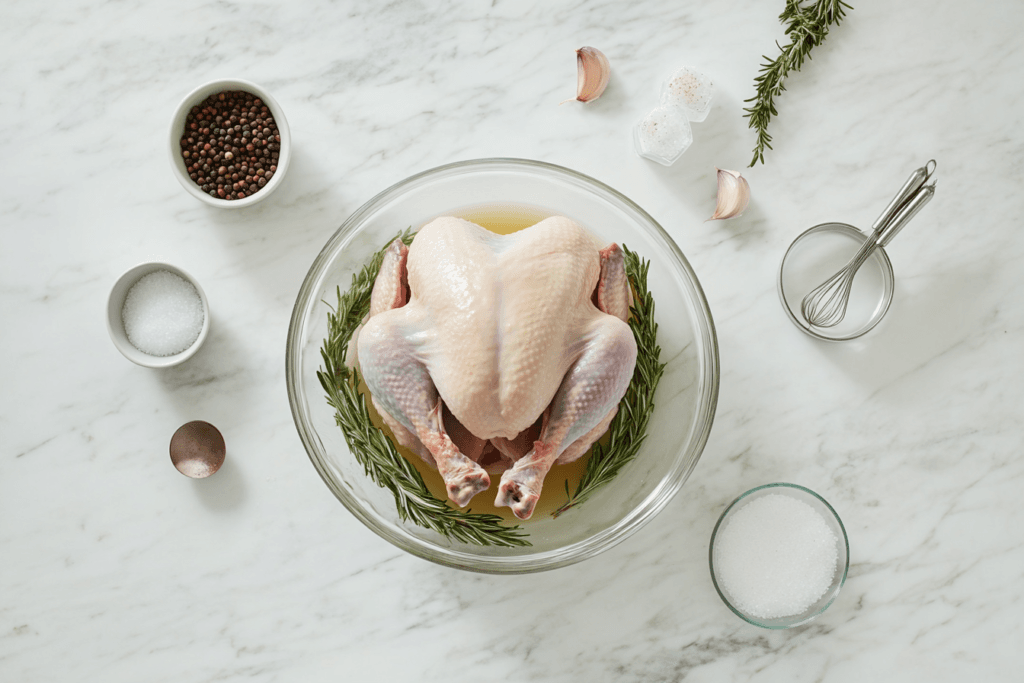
[743,0,852,166]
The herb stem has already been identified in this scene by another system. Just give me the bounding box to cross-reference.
[744,0,852,167]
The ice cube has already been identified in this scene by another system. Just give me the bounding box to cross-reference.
[634,105,693,166]
[661,67,713,122]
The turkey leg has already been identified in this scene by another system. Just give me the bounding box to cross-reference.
[358,239,491,507]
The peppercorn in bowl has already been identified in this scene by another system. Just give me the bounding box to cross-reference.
[169,78,290,208]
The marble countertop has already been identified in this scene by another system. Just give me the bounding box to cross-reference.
[3,1,1022,680]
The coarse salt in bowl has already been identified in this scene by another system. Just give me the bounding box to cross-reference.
[169,78,291,208]
[107,262,211,368]
[709,483,850,629]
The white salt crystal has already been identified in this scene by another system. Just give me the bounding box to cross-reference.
[715,493,839,620]
[122,270,205,357]
[634,66,713,166]
[662,67,714,122]
[633,105,693,166]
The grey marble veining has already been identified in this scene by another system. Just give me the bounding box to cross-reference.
[2,0,1023,680]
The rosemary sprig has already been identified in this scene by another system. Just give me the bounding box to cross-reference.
[743,0,852,166]
[553,245,665,517]
[317,230,530,548]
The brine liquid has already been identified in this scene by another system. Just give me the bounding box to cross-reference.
[359,382,596,521]
[359,203,596,522]
[454,202,552,235]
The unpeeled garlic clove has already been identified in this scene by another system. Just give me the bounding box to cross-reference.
[574,46,610,103]
[708,168,750,220]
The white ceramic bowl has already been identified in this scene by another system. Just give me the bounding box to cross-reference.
[168,78,290,208]
[286,158,720,573]
[107,262,210,368]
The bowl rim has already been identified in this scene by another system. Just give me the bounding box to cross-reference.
[107,261,211,368]
[168,78,291,209]
[778,222,894,341]
[708,482,851,628]
[286,157,720,573]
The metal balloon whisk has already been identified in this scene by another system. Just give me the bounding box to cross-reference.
[801,161,937,328]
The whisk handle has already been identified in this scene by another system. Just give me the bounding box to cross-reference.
[870,160,937,234]
[877,184,935,247]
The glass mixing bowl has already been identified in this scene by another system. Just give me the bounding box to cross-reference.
[709,483,850,628]
[286,158,719,573]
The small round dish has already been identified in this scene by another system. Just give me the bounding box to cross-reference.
[779,222,894,341]
[170,421,226,478]
[709,483,850,629]
[286,158,719,573]
[169,78,290,208]
[107,262,210,368]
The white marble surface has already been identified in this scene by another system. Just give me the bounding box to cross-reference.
[2,0,1022,679]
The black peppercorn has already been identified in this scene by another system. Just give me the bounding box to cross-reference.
[180,89,281,201]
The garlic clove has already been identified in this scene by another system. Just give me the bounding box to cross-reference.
[574,46,610,103]
[708,168,751,220]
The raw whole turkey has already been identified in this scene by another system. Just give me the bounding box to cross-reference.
[356,215,637,519]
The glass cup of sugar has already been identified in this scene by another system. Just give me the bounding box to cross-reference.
[709,483,849,629]
[107,262,210,368]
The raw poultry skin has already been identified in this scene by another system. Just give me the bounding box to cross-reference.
[357,216,637,519]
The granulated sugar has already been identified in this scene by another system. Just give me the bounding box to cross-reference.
[715,493,839,620]
[122,270,204,356]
